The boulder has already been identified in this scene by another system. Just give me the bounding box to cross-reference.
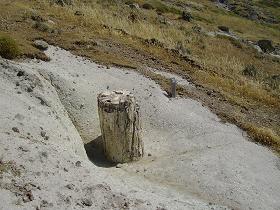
[33,40,49,51]
[257,40,275,53]
[218,25,230,33]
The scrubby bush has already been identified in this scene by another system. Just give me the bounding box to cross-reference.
[242,65,258,77]
[33,21,51,32]
[266,75,280,90]
[0,35,20,59]
[182,11,192,21]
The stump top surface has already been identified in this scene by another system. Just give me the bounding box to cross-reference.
[98,90,135,106]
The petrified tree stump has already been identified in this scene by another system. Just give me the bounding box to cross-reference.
[97,90,144,163]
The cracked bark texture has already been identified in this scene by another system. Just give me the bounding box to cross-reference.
[97,90,144,163]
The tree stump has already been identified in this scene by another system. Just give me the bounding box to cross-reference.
[97,90,144,163]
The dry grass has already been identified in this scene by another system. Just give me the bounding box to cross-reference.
[243,123,280,150]
[194,70,280,107]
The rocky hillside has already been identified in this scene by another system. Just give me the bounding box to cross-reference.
[214,0,279,23]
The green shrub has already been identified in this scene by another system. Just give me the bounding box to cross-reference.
[0,35,20,59]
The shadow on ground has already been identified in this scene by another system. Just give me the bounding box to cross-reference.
[84,136,116,168]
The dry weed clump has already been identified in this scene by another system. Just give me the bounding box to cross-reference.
[0,35,20,59]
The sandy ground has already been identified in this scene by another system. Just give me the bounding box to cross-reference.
[0,46,279,210]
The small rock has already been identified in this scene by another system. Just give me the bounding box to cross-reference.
[23,191,34,203]
[34,40,49,51]
[47,19,55,25]
[40,131,46,137]
[65,184,75,190]
[74,11,84,16]
[17,71,25,77]
[148,153,152,157]
[81,198,93,206]
[19,146,29,152]
[116,163,123,168]
[37,97,47,106]
[257,40,275,53]
[27,87,33,92]
[123,201,129,208]
[41,151,48,158]
[129,3,140,9]
[75,161,82,167]
[12,127,19,133]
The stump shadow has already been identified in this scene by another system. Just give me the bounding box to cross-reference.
[84,136,116,168]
